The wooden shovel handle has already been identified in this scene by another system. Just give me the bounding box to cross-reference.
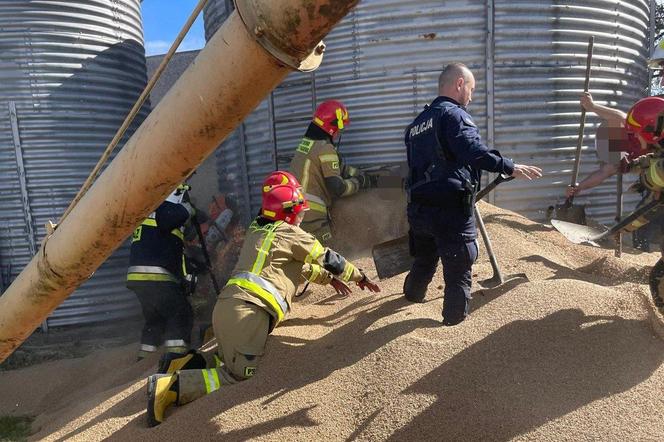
[569,36,595,199]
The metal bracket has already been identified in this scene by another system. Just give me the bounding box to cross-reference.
[234,0,324,72]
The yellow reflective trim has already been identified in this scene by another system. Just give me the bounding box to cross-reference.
[342,262,355,282]
[319,154,340,163]
[313,117,325,127]
[127,273,178,282]
[211,368,221,389]
[181,254,187,278]
[297,138,314,154]
[305,240,325,264]
[226,278,285,323]
[171,228,184,241]
[308,201,327,213]
[142,218,157,227]
[302,158,311,192]
[648,163,664,189]
[627,111,642,128]
[202,369,212,393]
[335,108,344,130]
[263,209,276,218]
[308,264,321,282]
[251,223,279,274]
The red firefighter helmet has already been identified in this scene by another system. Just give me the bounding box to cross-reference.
[625,97,664,144]
[261,185,309,225]
[262,170,301,194]
[313,100,350,137]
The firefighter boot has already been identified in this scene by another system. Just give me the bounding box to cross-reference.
[158,350,207,374]
[146,374,178,427]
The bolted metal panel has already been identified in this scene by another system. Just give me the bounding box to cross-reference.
[207,0,652,226]
[492,0,651,222]
[0,0,148,327]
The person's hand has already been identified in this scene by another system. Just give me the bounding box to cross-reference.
[566,184,580,198]
[357,274,381,293]
[330,278,352,296]
[511,164,543,180]
[580,92,594,111]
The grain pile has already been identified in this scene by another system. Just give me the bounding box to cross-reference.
[1,201,663,441]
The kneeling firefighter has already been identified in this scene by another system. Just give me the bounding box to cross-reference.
[145,171,380,427]
[288,100,378,243]
[127,184,197,360]
[622,97,664,313]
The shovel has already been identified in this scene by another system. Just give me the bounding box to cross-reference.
[551,197,661,247]
[372,173,514,280]
[552,35,594,225]
[475,205,528,288]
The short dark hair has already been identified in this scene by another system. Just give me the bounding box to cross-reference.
[439,63,472,88]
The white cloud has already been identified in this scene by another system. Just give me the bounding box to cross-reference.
[145,35,206,56]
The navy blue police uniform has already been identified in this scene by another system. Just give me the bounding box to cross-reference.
[127,185,195,357]
[404,96,514,325]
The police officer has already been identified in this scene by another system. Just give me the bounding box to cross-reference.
[288,100,377,243]
[145,172,379,426]
[404,63,542,326]
[127,184,196,360]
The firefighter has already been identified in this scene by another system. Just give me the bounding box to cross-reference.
[288,100,377,243]
[620,97,664,316]
[403,62,542,325]
[127,184,196,360]
[145,172,380,426]
[564,92,656,248]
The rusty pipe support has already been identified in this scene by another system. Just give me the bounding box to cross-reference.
[0,0,359,363]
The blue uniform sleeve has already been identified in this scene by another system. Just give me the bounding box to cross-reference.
[155,201,191,233]
[439,109,515,175]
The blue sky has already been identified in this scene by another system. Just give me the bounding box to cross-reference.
[142,0,206,56]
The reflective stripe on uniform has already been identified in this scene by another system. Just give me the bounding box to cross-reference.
[226,272,288,321]
[305,240,325,264]
[127,266,178,283]
[319,153,339,163]
[128,266,172,275]
[164,339,187,348]
[308,264,321,282]
[302,158,311,191]
[140,218,185,240]
[251,223,280,274]
[202,369,221,394]
[140,344,158,352]
[341,262,356,282]
[305,193,327,213]
[127,273,178,282]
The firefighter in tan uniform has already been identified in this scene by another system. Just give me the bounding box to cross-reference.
[288,100,377,242]
[145,171,380,426]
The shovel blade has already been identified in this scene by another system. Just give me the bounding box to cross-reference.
[479,273,528,289]
[550,219,607,246]
[372,235,414,280]
[552,203,587,225]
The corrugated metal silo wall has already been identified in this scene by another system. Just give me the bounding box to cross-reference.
[0,1,149,327]
[207,0,652,225]
[492,0,652,222]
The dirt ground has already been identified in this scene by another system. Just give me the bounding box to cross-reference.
[1,201,663,441]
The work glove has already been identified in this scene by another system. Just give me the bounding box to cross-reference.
[357,272,380,293]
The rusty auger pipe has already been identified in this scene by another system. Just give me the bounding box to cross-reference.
[0,0,359,363]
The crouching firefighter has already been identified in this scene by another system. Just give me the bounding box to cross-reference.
[127,184,196,360]
[403,63,542,325]
[288,99,378,243]
[145,172,380,427]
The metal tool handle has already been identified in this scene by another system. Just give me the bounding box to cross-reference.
[191,213,221,294]
[614,172,623,257]
[567,35,594,206]
[474,205,504,285]
[477,174,515,201]
[592,197,661,242]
